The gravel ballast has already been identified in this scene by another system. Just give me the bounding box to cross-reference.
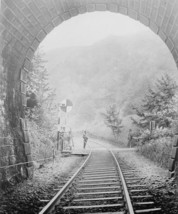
[0,154,86,214]
[117,150,178,214]
[0,149,178,214]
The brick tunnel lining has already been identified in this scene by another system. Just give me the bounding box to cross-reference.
[1,0,178,186]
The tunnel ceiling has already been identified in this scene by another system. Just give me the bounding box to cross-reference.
[1,0,178,91]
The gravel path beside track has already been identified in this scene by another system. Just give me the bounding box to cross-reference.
[0,140,178,214]
[117,150,178,214]
[0,154,85,214]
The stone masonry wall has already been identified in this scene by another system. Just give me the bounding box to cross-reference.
[1,0,178,188]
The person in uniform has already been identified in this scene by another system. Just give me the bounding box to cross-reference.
[128,129,133,148]
[83,130,88,149]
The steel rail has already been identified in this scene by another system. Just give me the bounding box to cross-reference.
[110,150,135,214]
[39,151,92,214]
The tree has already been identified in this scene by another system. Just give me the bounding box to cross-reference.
[102,105,123,140]
[26,48,56,125]
[26,48,58,161]
[132,74,178,133]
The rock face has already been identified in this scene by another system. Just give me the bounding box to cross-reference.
[1,0,178,187]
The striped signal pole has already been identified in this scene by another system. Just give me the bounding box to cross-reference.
[57,99,73,152]
[60,99,73,127]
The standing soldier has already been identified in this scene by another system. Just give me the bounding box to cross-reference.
[128,129,133,148]
[83,130,88,149]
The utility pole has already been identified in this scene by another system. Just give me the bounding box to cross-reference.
[150,121,155,135]
[57,104,62,151]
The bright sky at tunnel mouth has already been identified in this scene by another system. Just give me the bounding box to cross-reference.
[40,12,152,51]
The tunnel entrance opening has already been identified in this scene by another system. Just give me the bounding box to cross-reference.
[1,0,178,189]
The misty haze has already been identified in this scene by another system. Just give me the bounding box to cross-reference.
[43,29,177,141]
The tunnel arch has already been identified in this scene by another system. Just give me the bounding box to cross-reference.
[1,0,178,185]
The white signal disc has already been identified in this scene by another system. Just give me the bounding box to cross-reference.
[60,99,73,112]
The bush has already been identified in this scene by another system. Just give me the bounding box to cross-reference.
[133,127,173,145]
[138,137,172,169]
[28,120,56,162]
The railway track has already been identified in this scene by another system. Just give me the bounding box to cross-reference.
[39,150,162,214]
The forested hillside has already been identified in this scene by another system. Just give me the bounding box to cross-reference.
[44,32,178,140]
